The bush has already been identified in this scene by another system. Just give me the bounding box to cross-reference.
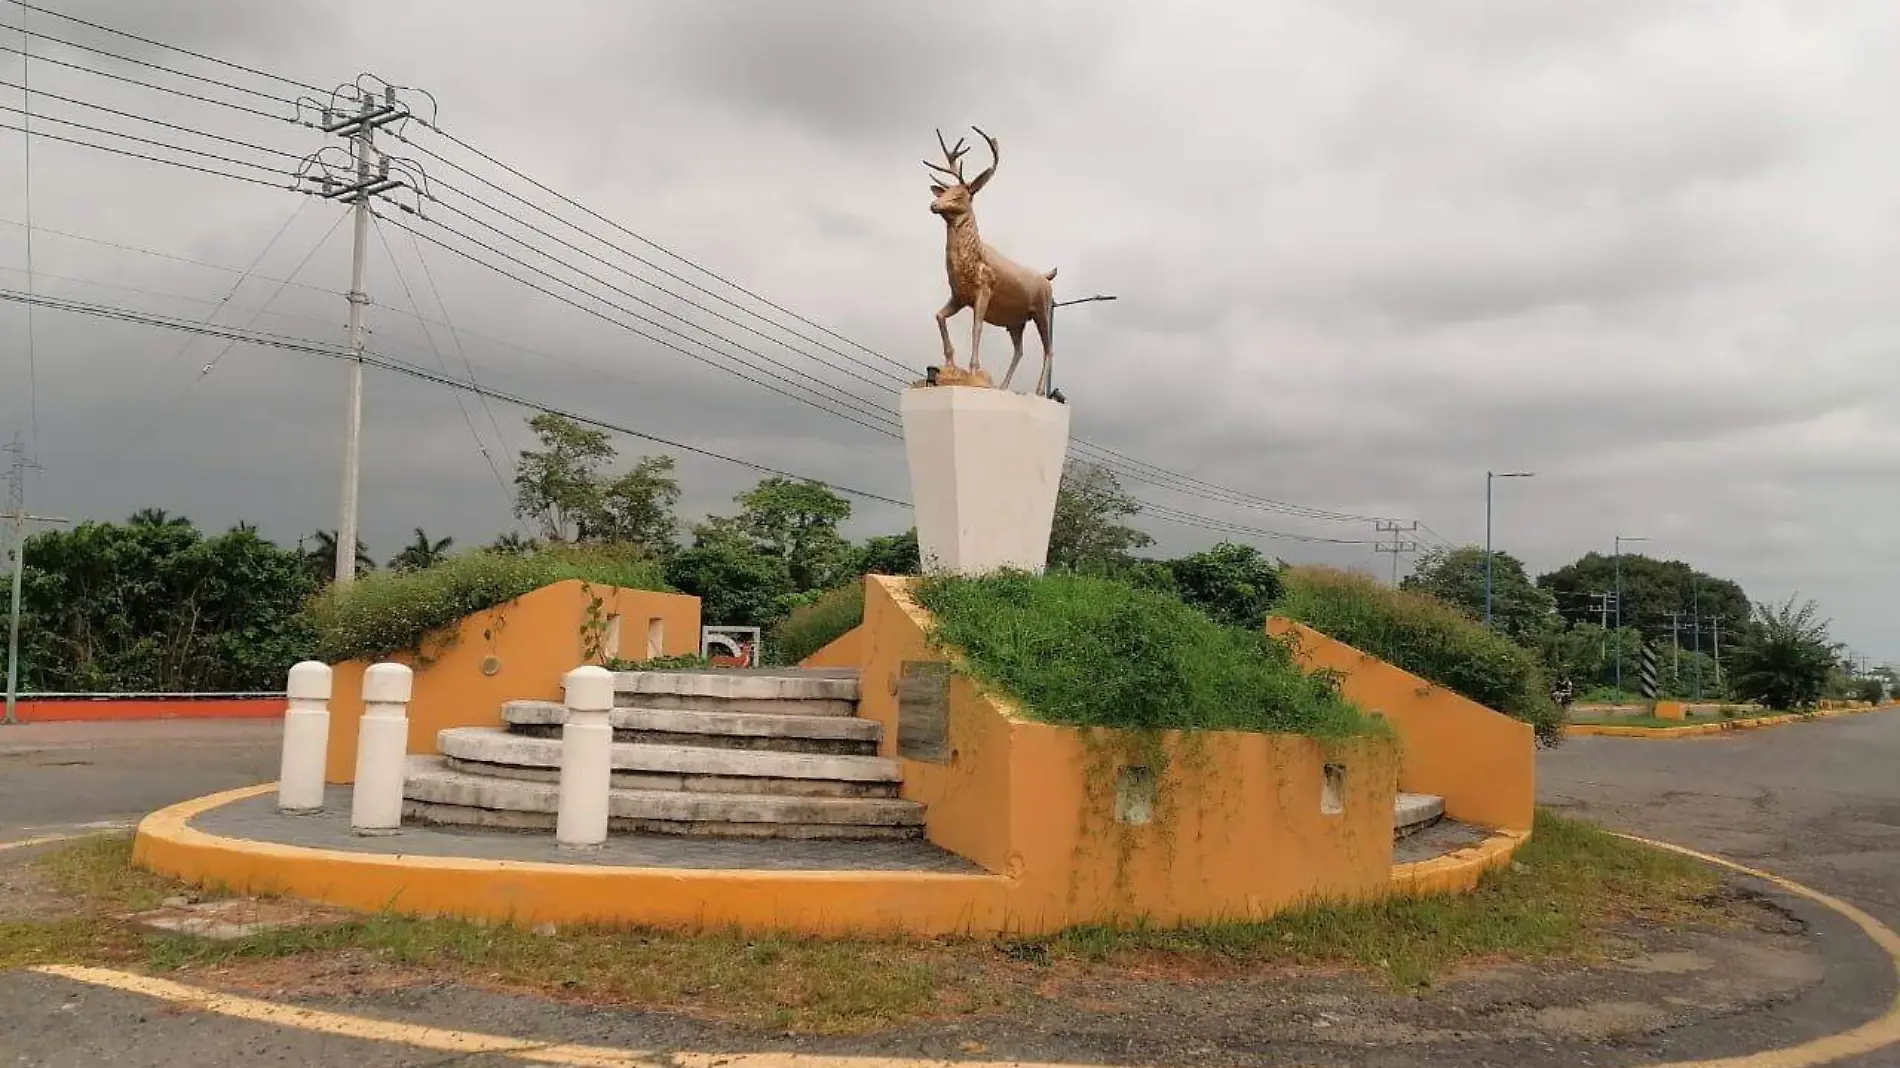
[1853,676,1885,706]
[1166,541,1284,630]
[912,570,1378,739]
[307,545,668,663]
[768,581,865,665]
[1275,567,1564,745]
[1729,596,1838,711]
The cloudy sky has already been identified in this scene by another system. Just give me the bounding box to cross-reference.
[2,1,1898,659]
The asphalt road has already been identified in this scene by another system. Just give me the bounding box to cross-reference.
[0,713,1896,1066]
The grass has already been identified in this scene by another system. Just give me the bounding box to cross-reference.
[767,581,865,665]
[1569,707,1801,729]
[2,813,1726,1032]
[1276,567,1564,745]
[306,544,669,663]
[913,570,1379,739]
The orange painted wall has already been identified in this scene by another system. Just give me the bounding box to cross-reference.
[324,580,700,783]
[799,624,865,670]
[1267,618,1534,832]
[1654,700,1688,721]
[819,577,1398,929]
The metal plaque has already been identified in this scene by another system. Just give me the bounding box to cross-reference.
[896,660,951,763]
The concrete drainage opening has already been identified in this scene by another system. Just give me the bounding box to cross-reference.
[1321,763,1346,816]
[1116,766,1156,826]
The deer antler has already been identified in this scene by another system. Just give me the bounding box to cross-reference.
[925,127,970,184]
[966,127,1000,194]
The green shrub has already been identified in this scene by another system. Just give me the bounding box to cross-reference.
[768,581,865,665]
[1275,567,1563,745]
[912,570,1378,739]
[307,545,668,663]
[607,653,711,671]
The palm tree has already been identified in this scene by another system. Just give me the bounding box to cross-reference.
[300,529,374,585]
[128,507,191,528]
[388,528,455,573]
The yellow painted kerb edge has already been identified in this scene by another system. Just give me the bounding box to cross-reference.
[1390,828,1530,897]
[1565,703,1899,740]
[132,784,1012,935]
[39,834,1900,1068]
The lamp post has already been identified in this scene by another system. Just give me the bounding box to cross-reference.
[1613,534,1649,693]
[1484,471,1534,628]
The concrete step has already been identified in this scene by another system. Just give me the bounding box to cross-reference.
[1394,792,1447,839]
[612,669,860,717]
[402,755,924,840]
[502,700,880,755]
[437,727,899,798]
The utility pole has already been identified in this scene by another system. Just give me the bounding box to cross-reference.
[1710,618,1723,690]
[1483,470,1534,627]
[1669,610,1684,687]
[1374,521,1419,585]
[313,86,411,587]
[3,433,69,725]
[1613,534,1649,693]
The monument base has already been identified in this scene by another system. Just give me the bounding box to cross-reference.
[900,385,1070,574]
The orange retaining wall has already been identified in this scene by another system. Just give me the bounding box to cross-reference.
[1267,618,1535,833]
[13,697,285,723]
[809,577,1400,929]
[324,580,700,783]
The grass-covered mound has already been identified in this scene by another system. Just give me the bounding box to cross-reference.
[912,570,1378,739]
[1275,567,1562,745]
[308,546,669,663]
[768,581,865,665]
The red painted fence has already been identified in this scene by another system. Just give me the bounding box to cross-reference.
[10,693,287,724]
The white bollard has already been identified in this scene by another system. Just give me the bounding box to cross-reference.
[350,662,413,836]
[277,661,333,814]
[556,665,616,850]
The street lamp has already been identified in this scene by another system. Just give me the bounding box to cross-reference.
[1046,295,1116,401]
[1484,471,1534,628]
[1613,534,1650,693]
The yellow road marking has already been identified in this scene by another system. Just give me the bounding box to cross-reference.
[1618,834,1900,1068]
[26,837,1900,1068]
[33,965,658,1066]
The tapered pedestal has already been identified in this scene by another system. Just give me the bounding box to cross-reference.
[900,386,1070,574]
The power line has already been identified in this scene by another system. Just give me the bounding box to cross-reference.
[0,41,297,125]
[0,18,300,109]
[16,13,37,458]
[0,101,293,175]
[0,287,914,508]
[388,211,904,441]
[371,213,515,511]
[0,77,302,159]
[0,118,296,188]
[0,217,339,292]
[402,225,516,472]
[1,1,326,95]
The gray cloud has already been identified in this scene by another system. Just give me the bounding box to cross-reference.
[4,0,1900,660]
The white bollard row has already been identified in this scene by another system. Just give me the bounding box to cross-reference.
[556,665,615,850]
[276,661,333,814]
[350,662,414,836]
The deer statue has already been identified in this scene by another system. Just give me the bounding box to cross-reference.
[926,127,1058,395]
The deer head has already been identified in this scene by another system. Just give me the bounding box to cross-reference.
[926,126,998,220]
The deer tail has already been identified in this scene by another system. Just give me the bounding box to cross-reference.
[1045,267,1058,281]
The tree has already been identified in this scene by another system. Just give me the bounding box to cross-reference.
[1729,596,1839,711]
[1167,541,1282,629]
[513,413,614,542]
[705,477,856,593]
[1403,545,1555,642]
[486,532,541,556]
[857,529,920,576]
[388,528,455,573]
[2,515,316,691]
[663,536,797,630]
[591,456,681,552]
[1048,461,1151,572]
[300,530,373,586]
[1538,552,1749,647]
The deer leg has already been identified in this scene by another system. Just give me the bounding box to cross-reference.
[934,298,963,369]
[1032,303,1054,396]
[968,286,991,375]
[1001,324,1026,390]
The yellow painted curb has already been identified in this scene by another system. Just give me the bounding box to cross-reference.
[1612,834,1900,1067]
[1565,703,1900,740]
[1390,828,1530,896]
[132,784,1014,936]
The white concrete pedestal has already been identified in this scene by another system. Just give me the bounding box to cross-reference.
[900,386,1070,574]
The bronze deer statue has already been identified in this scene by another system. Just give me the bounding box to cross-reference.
[927,127,1058,395]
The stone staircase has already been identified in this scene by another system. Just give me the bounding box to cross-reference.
[402,668,927,840]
